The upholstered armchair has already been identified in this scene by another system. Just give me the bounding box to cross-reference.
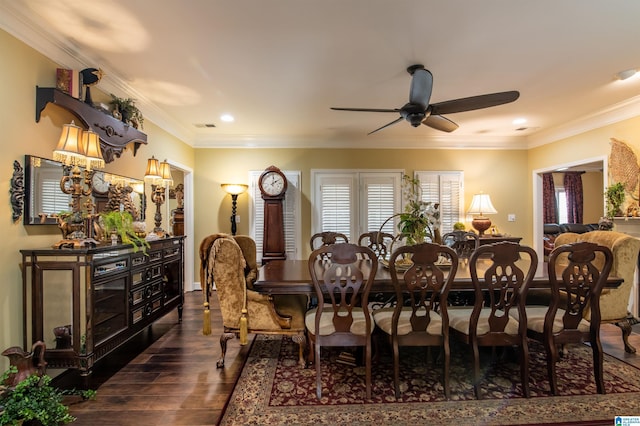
[553,230,640,353]
[200,234,307,367]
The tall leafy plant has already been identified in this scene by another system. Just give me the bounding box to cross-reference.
[605,182,625,218]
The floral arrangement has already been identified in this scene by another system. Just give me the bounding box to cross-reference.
[397,175,441,244]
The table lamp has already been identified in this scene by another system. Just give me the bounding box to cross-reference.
[467,192,497,236]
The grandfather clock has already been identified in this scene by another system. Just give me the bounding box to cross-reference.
[259,165,287,264]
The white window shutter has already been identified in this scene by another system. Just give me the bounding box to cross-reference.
[415,171,464,235]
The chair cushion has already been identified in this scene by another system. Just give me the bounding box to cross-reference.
[511,306,591,333]
[448,307,520,335]
[305,307,372,336]
[372,307,443,336]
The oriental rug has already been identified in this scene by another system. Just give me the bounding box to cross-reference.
[219,335,640,425]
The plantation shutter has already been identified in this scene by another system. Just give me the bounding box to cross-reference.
[360,174,399,235]
[415,171,464,235]
[319,176,354,240]
[38,172,71,215]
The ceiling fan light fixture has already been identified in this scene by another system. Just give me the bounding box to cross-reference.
[616,68,637,81]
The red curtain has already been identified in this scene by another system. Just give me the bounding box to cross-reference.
[543,173,557,224]
[564,172,583,224]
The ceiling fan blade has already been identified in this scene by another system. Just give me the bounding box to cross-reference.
[331,107,400,113]
[422,114,459,132]
[368,117,404,135]
[409,68,433,108]
[430,91,520,115]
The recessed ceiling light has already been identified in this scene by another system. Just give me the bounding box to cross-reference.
[220,114,234,122]
[615,68,638,81]
[512,118,527,125]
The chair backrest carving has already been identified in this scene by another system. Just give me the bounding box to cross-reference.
[358,231,395,260]
[442,230,479,258]
[389,242,458,333]
[310,231,349,251]
[308,243,377,333]
[548,241,612,331]
[469,241,538,334]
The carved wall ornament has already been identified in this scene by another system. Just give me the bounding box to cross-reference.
[10,160,24,222]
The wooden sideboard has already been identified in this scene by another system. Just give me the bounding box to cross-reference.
[20,237,184,375]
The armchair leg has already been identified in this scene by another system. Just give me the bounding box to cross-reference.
[216,332,235,368]
[615,317,637,354]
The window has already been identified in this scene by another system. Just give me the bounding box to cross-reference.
[37,169,71,215]
[414,171,464,235]
[250,171,301,261]
[556,188,568,224]
[312,170,402,241]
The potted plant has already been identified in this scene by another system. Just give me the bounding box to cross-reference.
[605,182,626,218]
[397,175,441,245]
[109,95,144,129]
[100,211,149,253]
[0,366,95,425]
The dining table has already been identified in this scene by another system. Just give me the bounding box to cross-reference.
[254,258,623,295]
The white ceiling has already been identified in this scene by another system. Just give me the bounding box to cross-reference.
[2,0,640,150]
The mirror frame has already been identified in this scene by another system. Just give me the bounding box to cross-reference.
[23,155,145,225]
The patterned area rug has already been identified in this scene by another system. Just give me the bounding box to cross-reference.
[220,335,640,425]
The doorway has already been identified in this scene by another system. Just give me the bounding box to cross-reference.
[532,156,607,262]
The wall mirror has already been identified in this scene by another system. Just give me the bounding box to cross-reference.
[24,155,146,225]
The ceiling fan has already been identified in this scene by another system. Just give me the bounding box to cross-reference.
[331,64,520,135]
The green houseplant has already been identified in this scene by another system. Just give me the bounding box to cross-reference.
[109,95,144,129]
[100,211,149,253]
[0,366,95,426]
[397,175,440,245]
[605,182,626,218]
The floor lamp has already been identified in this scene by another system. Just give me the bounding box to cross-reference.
[221,184,248,236]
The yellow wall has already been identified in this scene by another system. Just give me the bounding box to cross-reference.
[194,148,531,266]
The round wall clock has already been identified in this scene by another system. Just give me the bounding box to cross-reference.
[92,171,110,195]
[259,167,287,197]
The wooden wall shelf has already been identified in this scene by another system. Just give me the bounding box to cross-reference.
[35,86,148,163]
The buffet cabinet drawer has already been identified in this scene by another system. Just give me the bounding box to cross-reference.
[131,297,163,324]
[129,280,162,306]
[131,264,163,287]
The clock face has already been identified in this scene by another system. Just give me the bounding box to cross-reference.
[92,171,110,195]
[261,171,286,196]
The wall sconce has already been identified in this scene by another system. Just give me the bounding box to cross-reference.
[145,156,173,237]
[221,183,248,236]
[52,121,104,248]
[467,192,497,236]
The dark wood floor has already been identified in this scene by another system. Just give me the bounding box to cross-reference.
[58,290,640,425]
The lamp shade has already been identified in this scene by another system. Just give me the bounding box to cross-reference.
[82,129,105,170]
[159,160,174,185]
[53,121,86,166]
[467,193,498,216]
[221,183,248,195]
[144,156,161,181]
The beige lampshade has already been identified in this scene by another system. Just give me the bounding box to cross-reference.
[82,129,105,170]
[159,160,174,185]
[467,192,497,236]
[144,156,161,181]
[221,183,248,195]
[53,121,86,166]
[467,193,498,216]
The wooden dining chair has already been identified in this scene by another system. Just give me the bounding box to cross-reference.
[309,231,349,251]
[305,243,378,400]
[372,242,458,399]
[358,231,395,260]
[442,230,479,259]
[521,241,612,395]
[448,241,538,399]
